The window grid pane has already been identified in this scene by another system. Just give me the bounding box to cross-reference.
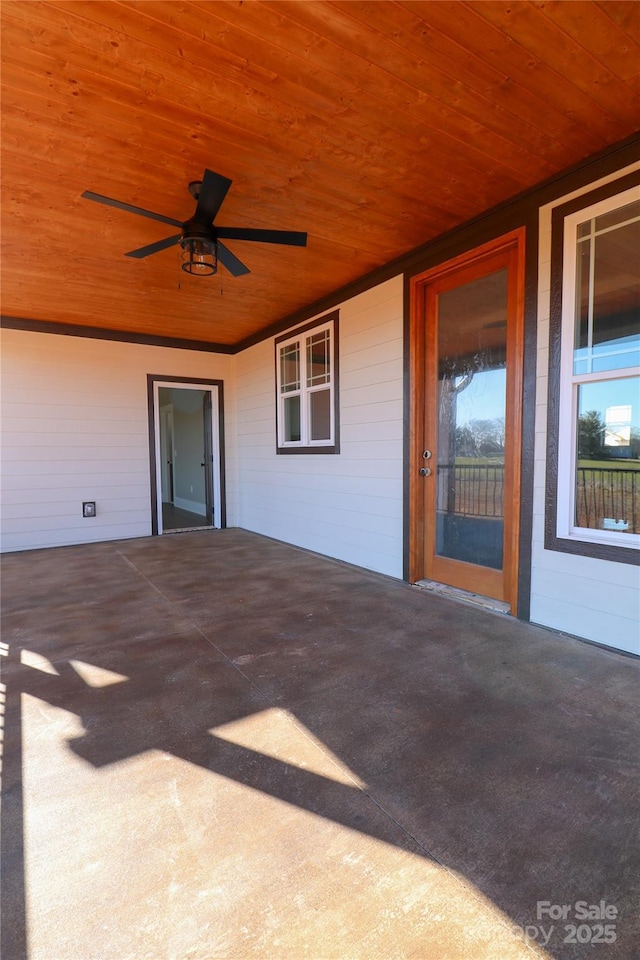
[574,237,591,360]
[306,330,330,387]
[573,210,640,375]
[280,343,300,393]
[577,199,640,238]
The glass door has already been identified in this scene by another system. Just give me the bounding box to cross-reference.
[420,239,523,605]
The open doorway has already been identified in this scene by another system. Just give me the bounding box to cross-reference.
[148,376,225,535]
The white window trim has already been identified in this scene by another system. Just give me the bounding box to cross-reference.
[556,184,640,549]
[276,316,336,449]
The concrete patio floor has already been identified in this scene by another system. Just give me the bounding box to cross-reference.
[1,529,638,960]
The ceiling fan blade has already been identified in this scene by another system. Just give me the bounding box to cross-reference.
[216,227,308,247]
[194,169,232,225]
[82,191,182,228]
[217,241,250,276]
[125,234,182,259]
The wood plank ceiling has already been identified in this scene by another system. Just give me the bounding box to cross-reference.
[1,1,639,348]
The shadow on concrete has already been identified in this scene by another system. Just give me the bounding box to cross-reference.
[1,644,28,960]
[1,529,639,960]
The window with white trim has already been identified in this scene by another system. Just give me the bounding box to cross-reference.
[556,185,640,549]
[275,313,339,453]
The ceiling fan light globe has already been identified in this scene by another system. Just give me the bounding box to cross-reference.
[180,237,217,276]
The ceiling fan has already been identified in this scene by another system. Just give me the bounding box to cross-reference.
[82,168,307,277]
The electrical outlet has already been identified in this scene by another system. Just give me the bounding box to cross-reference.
[83,501,96,518]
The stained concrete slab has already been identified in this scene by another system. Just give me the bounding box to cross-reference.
[1,529,638,960]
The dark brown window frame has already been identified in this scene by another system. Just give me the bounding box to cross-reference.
[545,171,640,566]
[274,311,340,455]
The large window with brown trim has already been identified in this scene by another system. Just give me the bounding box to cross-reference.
[551,183,639,557]
[275,312,339,454]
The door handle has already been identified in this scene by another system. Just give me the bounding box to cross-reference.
[419,467,432,477]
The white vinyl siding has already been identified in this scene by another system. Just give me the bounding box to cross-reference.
[530,163,640,656]
[235,276,404,578]
[0,329,235,552]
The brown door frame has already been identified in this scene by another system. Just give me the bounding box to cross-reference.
[408,228,525,609]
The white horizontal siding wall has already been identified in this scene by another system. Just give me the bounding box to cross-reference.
[234,276,404,578]
[531,164,640,655]
[0,329,235,552]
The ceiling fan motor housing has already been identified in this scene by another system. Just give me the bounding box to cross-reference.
[181,218,215,244]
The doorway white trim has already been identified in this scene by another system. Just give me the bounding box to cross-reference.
[147,375,226,535]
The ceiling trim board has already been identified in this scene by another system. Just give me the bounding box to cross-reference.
[0,316,235,355]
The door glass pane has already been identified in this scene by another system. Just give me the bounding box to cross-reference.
[436,269,508,569]
[575,377,640,534]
